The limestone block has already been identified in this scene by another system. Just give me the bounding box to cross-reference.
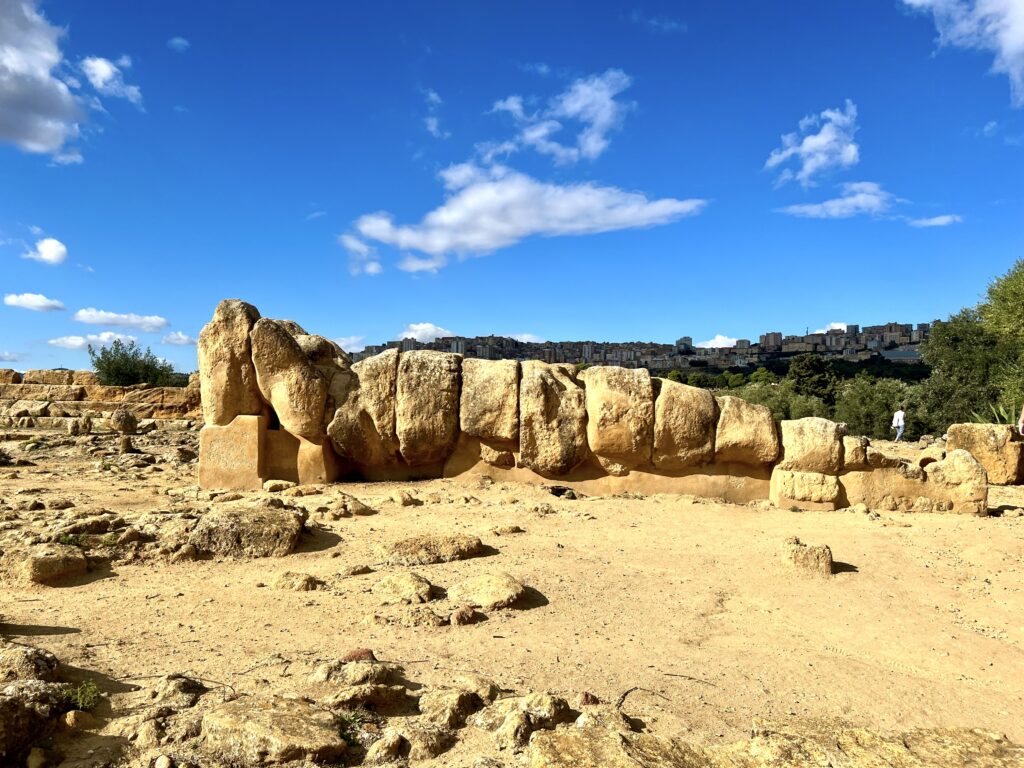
[518,361,588,476]
[946,423,1023,485]
[770,468,841,510]
[197,299,264,426]
[265,428,342,485]
[6,400,48,418]
[21,369,73,385]
[460,359,519,443]
[250,318,328,442]
[843,435,869,470]
[714,396,779,466]
[780,537,834,577]
[199,415,266,491]
[923,448,989,516]
[778,417,843,474]
[327,349,400,468]
[653,380,717,470]
[0,369,21,384]
[581,366,654,473]
[395,350,461,466]
[71,370,100,385]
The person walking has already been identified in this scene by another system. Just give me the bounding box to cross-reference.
[891,406,906,442]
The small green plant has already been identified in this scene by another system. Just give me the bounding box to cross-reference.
[63,680,101,711]
[337,708,367,744]
[970,402,1019,425]
[97,533,120,548]
[57,533,85,547]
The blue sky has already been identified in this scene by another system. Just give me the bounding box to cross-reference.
[2,0,1023,371]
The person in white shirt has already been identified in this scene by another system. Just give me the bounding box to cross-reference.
[891,407,906,442]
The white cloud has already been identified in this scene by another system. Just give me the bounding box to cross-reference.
[355,162,706,268]
[161,331,197,345]
[167,36,190,53]
[334,335,365,353]
[696,334,738,348]
[907,213,964,227]
[398,322,454,342]
[4,292,65,311]
[21,237,67,264]
[491,69,634,164]
[777,181,894,219]
[519,62,551,76]
[73,307,169,332]
[80,56,142,106]
[765,100,860,186]
[51,149,83,165]
[48,331,135,350]
[903,0,1024,106]
[813,322,848,333]
[338,233,384,276]
[510,332,546,343]
[28,224,43,235]
[305,210,326,220]
[0,351,22,362]
[423,88,450,139]
[629,9,687,34]
[0,0,82,156]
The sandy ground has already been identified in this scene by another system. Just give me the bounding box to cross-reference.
[1,429,1023,766]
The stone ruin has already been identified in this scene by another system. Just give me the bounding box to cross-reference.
[197,299,988,515]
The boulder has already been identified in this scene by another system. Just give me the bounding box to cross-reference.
[250,318,328,441]
[924,449,989,516]
[201,696,347,764]
[0,369,21,384]
[652,380,717,470]
[519,362,588,476]
[843,435,869,470]
[780,536,834,577]
[21,370,73,385]
[714,396,779,466]
[373,572,436,605]
[460,359,519,443]
[188,502,303,557]
[447,572,527,610]
[770,469,841,509]
[197,299,264,426]
[22,544,88,585]
[395,351,461,466]
[110,406,138,435]
[380,534,485,566]
[581,366,654,473]
[777,418,843,474]
[6,400,48,418]
[946,423,1024,485]
[0,645,58,682]
[327,349,400,469]
[530,727,703,767]
[418,689,482,728]
[0,679,69,761]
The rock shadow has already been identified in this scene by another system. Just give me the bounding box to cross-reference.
[294,528,343,554]
[832,561,859,574]
[1,622,81,638]
[512,586,549,610]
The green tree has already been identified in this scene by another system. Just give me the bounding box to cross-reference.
[833,374,910,439]
[726,372,746,388]
[88,339,184,387]
[748,367,778,385]
[786,354,838,404]
[666,370,683,383]
[726,380,827,421]
[687,372,714,389]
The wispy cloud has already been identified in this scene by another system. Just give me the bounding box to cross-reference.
[765,100,860,186]
[334,335,366,353]
[777,181,894,219]
[162,331,197,345]
[354,162,706,271]
[629,9,687,34]
[907,213,963,227]
[398,322,454,342]
[48,331,135,350]
[73,308,169,332]
[80,55,143,106]
[22,237,67,264]
[338,234,383,276]
[167,36,190,53]
[903,0,1024,106]
[696,334,738,348]
[423,88,450,139]
[0,351,23,362]
[510,332,546,343]
[305,210,326,221]
[491,69,634,164]
[4,292,65,311]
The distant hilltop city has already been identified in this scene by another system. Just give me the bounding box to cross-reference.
[353,321,935,372]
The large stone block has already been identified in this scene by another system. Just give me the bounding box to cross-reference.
[652,380,717,470]
[770,468,841,510]
[843,435,869,470]
[519,362,588,476]
[924,448,989,515]
[327,349,400,469]
[396,350,461,466]
[199,415,265,490]
[581,366,654,474]
[0,369,22,384]
[460,359,519,443]
[265,428,342,485]
[777,417,843,474]
[946,423,1024,485]
[714,396,779,466]
[197,299,264,426]
[250,318,328,442]
[21,369,73,385]
[71,370,100,385]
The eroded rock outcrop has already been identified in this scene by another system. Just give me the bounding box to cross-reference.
[197,299,263,426]
[947,423,1023,485]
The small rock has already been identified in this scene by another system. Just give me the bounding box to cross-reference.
[492,525,525,536]
[62,709,100,730]
[341,648,377,663]
[46,497,75,510]
[364,731,404,764]
[22,543,88,584]
[170,544,199,563]
[374,572,437,605]
[450,606,482,626]
[780,536,834,577]
[263,479,295,493]
[273,571,323,591]
[111,407,138,435]
[118,435,136,455]
[337,564,373,577]
[153,756,174,768]
[419,688,483,728]
[380,534,486,566]
[448,572,527,610]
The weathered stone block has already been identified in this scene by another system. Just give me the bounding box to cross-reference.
[396,350,461,466]
[770,468,841,510]
[947,423,1023,485]
[653,380,717,470]
[460,359,518,443]
[778,417,843,474]
[198,415,265,491]
[581,366,654,473]
[519,362,588,476]
[714,396,779,466]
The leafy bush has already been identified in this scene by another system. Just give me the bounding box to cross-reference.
[786,354,838,405]
[833,375,911,439]
[724,380,828,421]
[88,339,186,387]
[63,680,101,711]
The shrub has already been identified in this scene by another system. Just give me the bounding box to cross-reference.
[63,680,101,711]
[833,375,911,439]
[88,339,186,387]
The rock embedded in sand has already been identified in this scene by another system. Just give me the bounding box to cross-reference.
[373,572,437,605]
[273,571,322,591]
[447,572,527,610]
[188,502,303,558]
[780,536,834,577]
[21,544,88,585]
[380,534,485,566]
